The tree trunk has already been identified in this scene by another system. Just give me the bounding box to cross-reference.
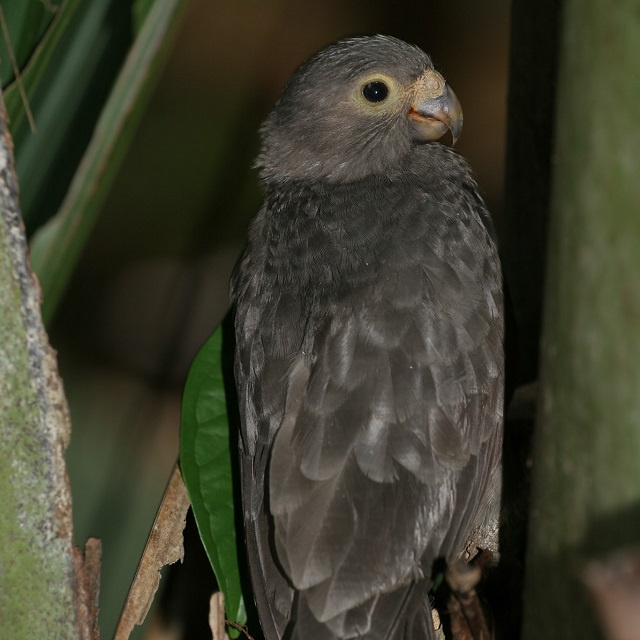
[0,94,99,639]
[522,1,640,638]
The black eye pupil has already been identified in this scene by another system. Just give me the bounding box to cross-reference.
[362,81,389,103]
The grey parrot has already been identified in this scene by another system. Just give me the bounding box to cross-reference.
[231,35,504,640]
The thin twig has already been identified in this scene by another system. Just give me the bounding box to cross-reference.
[226,620,257,640]
[113,463,191,640]
[0,6,36,132]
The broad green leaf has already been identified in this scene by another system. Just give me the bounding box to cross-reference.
[180,326,246,631]
[29,0,189,325]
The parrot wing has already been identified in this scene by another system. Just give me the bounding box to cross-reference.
[268,189,503,639]
[234,180,503,640]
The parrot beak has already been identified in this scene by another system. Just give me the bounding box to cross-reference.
[408,70,463,145]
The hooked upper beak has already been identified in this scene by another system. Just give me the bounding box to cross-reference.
[408,69,463,145]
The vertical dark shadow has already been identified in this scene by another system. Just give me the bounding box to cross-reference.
[497,1,563,635]
[502,0,562,387]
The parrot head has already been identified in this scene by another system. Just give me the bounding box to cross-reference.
[256,35,463,183]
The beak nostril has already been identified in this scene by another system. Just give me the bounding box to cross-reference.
[425,75,444,95]
[418,70,446,99]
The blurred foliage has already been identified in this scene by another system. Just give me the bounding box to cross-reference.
[28,0,189,325]
[5,0,132,232]
[4,0,189,325]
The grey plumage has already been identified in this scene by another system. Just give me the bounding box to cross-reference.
[231,35,504,640]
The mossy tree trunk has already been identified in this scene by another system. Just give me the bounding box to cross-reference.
[0,96,98,639]
[522,1,640,638]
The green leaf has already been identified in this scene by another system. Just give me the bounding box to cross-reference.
[180,326,246,630]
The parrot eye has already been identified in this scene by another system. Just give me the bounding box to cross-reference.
[362,81,389,103]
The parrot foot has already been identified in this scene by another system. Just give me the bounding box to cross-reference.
[445,559,494,640]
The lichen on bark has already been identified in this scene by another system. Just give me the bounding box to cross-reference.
[0,93,93,639]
